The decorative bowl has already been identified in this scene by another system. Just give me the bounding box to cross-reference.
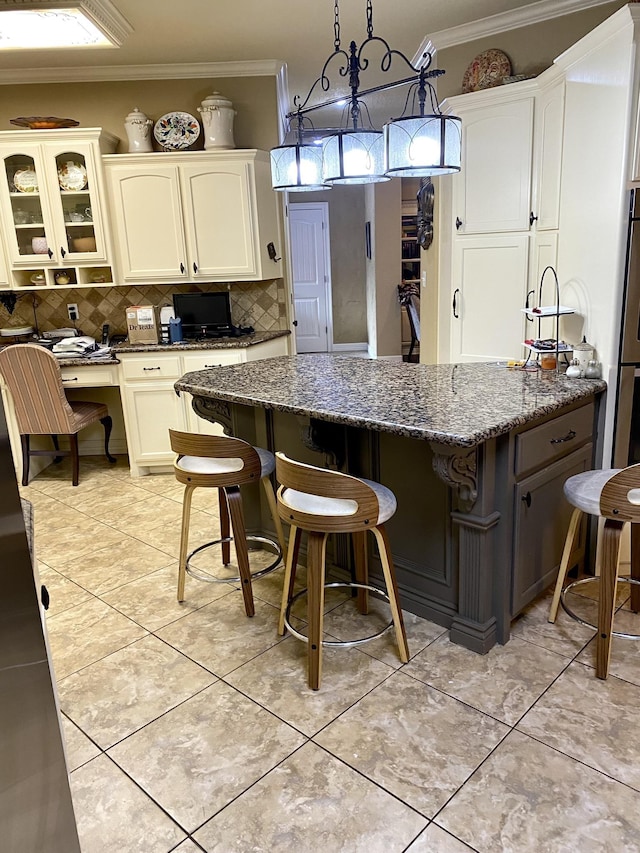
[72,236,96,252]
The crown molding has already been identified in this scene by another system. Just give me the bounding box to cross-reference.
[0,58,286,85]
[415,0,617,54]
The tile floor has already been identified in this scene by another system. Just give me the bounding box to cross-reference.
[22,455,640,852]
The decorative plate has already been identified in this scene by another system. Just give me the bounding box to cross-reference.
[57,161,87,191]
[13,168,39,193]
[10,116,79,129]
[153,111,201,150]
[462,49,512,94]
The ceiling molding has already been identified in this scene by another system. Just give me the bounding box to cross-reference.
[415,0,617,54]
[0,58,286,85]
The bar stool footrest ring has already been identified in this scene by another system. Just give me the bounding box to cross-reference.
[283,582,394,648]
[560,576,640,640]
[185,535,282,584]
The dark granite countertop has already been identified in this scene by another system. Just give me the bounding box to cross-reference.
[175,355,607,447]
[55,356,120,367]
[113,329,290,354]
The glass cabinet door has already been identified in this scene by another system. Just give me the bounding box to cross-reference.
[52,148,100,260]
[2,151,53,261]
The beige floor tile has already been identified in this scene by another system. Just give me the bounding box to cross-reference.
[156,592,284,676]
[517,660,640,791]
[54,536,174,595]
[108,681,305,833]
[315,671,508,817]
[31,498,89,530]
[47,598,147,679]
[510,588,597,657]
[173,841,202,853]
[131,509,219,559]
[406,824,476,852]
[61,714,101,771]
[60,634,216,749]
[35,517,127,568]
[226,635,396,735]
[403,633,570,725]
[97,492,185,534]
[132,472,184,496]
[70,754,186,852]
[102,562,234,631]
[435,730,640,852]
[39,564,93,615]
[63,481,154,517]
[194,741,427,853]
[322,596,446,668]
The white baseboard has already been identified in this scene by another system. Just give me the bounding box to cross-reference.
[331,342,368,352]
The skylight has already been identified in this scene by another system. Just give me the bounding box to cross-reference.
[0,1,131,49]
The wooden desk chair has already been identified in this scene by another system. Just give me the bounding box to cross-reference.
[169,429,287,617]
[0,343,115,486]
[548,464,640,678]
[275,452,409,690]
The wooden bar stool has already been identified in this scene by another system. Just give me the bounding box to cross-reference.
[548,463,640,678]
[275,452,409,690]
[169,429,287,617]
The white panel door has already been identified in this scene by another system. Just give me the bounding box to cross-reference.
[290,204,330,353]
[451,234,529,362]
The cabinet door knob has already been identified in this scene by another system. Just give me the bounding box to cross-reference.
[455,217,463,231]
[530,212,538,227]
[452,288,460,318]
[521,491,532,508]
[193,261,198,274]
[47,248,53,259]
[180,262,185,274]
[60,247,66,258]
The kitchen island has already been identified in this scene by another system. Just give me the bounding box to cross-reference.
[175,356,606,652]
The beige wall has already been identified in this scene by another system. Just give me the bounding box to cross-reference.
[0,76,279,152]
[437,1,625,101]
[366,180,402,358]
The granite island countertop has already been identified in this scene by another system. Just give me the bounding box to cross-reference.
[175,355,607,447]
[112,329,290,354]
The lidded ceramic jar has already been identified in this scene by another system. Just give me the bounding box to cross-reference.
[572,335,594,377]
[124,107,153,153]
[198,91,236,150]
[565,358,582,379]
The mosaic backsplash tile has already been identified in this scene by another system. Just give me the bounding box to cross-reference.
[0,279,288,340]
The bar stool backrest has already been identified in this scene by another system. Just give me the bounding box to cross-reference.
[169,429,261,487]
[600,462,640,523]
[275,451,380,533]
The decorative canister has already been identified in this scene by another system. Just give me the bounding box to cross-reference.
[31,236,48,254]
[565,358,582,379]
[572,336,595,377]
[124,108,153,153]
[585,359,602,379]
[197,91,236,150]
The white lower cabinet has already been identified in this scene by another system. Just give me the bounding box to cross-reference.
[119,338,288,474]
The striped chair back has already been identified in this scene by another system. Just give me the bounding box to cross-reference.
[0,344,76,435]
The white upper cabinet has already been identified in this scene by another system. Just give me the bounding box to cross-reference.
[531,79,565,231]
[449,88,535,234]
[104,150,283,283]
[0,129,117,269]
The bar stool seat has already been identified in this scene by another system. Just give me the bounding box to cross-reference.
[275,452,409,690]
[548,464,640,678]
[169,429,286,617]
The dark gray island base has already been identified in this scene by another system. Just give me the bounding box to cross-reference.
[175,356,606,653]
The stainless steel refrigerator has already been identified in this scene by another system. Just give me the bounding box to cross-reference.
[0,397,80,850]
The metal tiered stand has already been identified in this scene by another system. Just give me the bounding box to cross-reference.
[521,265,574,370]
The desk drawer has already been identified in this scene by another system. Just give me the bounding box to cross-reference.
[120,354,181,381]
[515,403,593,476]
[182,351,243,373]
[60,365,118,387]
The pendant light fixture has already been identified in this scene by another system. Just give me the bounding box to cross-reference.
[270,0,461,192]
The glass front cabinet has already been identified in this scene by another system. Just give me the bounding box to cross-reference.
[0,129,118,289]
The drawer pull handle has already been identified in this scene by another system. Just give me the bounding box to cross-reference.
[522,491,532,508]
[550,429,576,445]
[62,377,78,382]
[143,366,161,371]
[204,364,217,368]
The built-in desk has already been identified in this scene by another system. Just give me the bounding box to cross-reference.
[175,355,606,652]
[0,331,290,478]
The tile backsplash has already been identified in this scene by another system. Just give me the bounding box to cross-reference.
[0,279,288,340]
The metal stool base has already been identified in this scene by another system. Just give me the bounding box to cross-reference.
[185,535,282,584]
[284,582,394,648]
[560,576,640,640]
